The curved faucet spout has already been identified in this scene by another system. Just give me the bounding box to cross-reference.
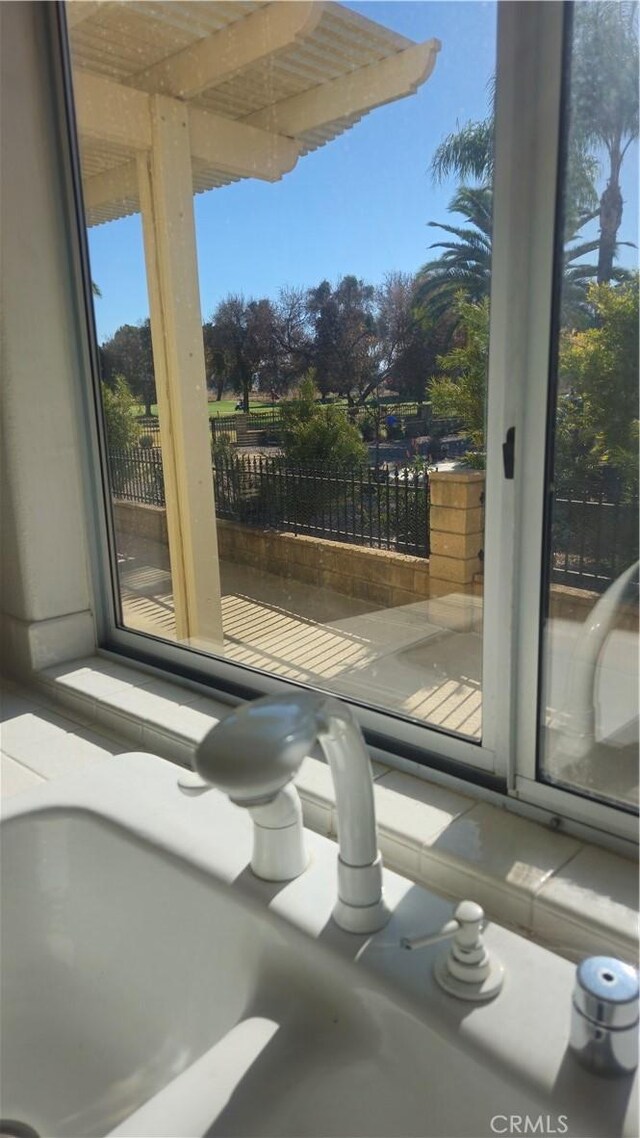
[315,697,390,934]
[317,699,379,868]
[194,692,390,934]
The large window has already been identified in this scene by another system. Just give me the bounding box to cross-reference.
[60,1,638,832]
[67,0,496,754]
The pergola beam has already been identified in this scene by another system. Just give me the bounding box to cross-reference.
[82,160,138,213]
[133,1,325,101]
[74,69,300,182]
[244,38,441,136]
[74,70,151,151]
[189,105,298,181]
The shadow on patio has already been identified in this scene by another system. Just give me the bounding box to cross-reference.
[117,536,482,739]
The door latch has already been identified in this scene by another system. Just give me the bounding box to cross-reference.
[502,426,515,479]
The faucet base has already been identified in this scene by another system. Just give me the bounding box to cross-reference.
[333,895,391,935]
[248,785,309,882]
[333,853,391,933]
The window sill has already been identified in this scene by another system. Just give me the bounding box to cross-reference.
[27,653,639,966]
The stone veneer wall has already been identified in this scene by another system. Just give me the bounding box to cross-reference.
[216,520,431,608]
[113,501,430,607]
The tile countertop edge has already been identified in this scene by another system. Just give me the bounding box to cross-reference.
[23,657,640,966]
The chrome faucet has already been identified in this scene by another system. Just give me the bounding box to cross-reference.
[570,956,639,1076]
[194,692,390,934]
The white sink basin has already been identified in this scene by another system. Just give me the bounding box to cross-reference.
[1,753,637,1138]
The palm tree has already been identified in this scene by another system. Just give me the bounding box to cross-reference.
[432,117,601,251]
[429,3,638,286]
[431,119,494,188]
[415,186,621,333]
[571,2,639,284]
[414,187,492,326]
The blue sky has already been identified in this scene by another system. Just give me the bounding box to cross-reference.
[87,1,637,342]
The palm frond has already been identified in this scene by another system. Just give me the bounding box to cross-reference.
[430,120,494,186]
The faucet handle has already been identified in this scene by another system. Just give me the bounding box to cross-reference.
[402,901,504,1002]
[570,956,639,1076]
[195,693,323,803]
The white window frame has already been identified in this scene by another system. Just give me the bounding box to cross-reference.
[505,6,640,846]
[54,0,637,842]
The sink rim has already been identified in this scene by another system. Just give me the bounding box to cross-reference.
[2,752,637,1138]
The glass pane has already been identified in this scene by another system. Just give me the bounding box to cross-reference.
[67,0,496,743]
[539,2,639,809]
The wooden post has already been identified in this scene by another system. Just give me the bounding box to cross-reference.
[137,94,223,645]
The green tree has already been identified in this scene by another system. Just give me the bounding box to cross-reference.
[280,376,366,469]
[202,318,227,403]
[207,296,255,413]
[431,116,493,187]
[207,294,303,410]
[430,90,598,228]
[247,295,306,402]
[429,295,489,466]
[100,320,155,415]
[306,276,378,404]
[430,279,640,488]
[268,287,313,396]
[101,376,140,449]
[557,277,639,494]
[374,272,442,401]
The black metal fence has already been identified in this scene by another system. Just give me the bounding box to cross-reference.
[551,488,639,591]
[108,447,165,506]
[210,414,281,445]
[108,447,429,557]
[214,454,430,557]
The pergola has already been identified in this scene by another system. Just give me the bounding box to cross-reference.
[67,0,440,645]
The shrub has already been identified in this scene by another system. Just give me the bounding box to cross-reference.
[101,376,140,449]
[558,278,639,499]
[280,376,366,470]
[211,434,235,463]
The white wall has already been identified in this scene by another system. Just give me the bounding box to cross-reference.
[0,2,96,674]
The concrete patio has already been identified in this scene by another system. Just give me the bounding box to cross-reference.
[119,554,483,739]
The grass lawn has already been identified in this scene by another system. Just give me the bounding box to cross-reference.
[208,399,281,416]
